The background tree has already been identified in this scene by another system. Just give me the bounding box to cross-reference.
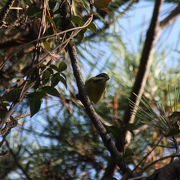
[0,0,179,179]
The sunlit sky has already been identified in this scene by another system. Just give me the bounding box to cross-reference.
[119,0,179,66]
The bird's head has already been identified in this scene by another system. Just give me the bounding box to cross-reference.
[93,73,110,82]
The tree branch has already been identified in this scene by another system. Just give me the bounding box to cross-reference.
[101,158,116,180]
[60,0,132,176]
[67,43,132,175]
[116,0,164,152]
[124,0,163,128]
[160,3,180,30]
[142,154,180,173]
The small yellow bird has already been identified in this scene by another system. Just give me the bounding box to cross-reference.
[85,73,110,104]
[93,0,112,9]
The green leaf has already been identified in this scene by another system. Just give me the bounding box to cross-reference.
[72,16,87,42]
[47,68,54,74]
[72,16,84,26]
[51,73,67,88]
[42,86,60,97]
[42,70,51,84]
[51,73,61,87]
[50,64,59,72]
[77,30,86,43]
[29,92,43,117]
[58,62,67,72]
[87,22,97,33]
[1,101,9,107]
[72,16,97,33]
[4,88,21,102]
[46,68,54,74]
[36,89,46,97]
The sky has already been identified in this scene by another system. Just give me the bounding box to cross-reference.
[119,0,179,66]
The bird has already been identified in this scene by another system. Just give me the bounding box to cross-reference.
[84,73,110,104]
[93,0,112,9]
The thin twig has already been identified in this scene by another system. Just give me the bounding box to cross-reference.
[19,16,93,49]
[5,113,31,122]
[171,136,179,154]
[0,128,11,147]
[141,153,180,173]
[0,0,15,28]
[132,135,163,173]
[0,82,35,139]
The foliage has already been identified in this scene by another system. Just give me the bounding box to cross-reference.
[0,0,179,179]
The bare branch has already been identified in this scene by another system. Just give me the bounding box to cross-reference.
[116,0,164,152]
[68,43,132,175]
[160,3,180,30]
[59,0,132,176]
[124,0,163,128]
